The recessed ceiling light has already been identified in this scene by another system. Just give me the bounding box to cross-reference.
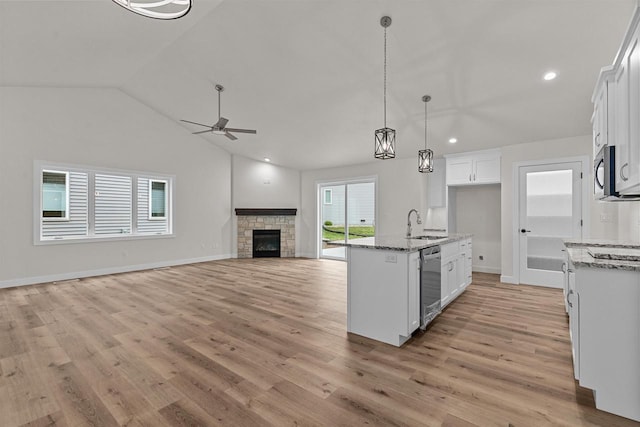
[264,157,271,162]
[543,71,557,81]
[449,138,457,144]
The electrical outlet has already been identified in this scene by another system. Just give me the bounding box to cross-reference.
[600,213,612,223]
[385,254,397,263]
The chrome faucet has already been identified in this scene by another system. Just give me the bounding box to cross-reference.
[407,209,422,238]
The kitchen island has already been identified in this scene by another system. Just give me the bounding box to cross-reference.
[563,239,640,422]
[337,233,472,347]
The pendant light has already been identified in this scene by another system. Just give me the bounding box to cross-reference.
[112,0,191,20]
[418,95,434,173]
[374,16,396,160]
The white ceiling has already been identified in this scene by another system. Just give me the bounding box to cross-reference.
[1,0,637,170]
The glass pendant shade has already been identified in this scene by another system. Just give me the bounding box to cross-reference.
[418,148,434,173]
[418,94,434,173]
[375,127,396,159]
[112,0,191,19]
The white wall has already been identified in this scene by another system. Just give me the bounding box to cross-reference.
[0,87,232,287]
[231,155,300,257]
[454,185,501,274]
[300,157,428,258]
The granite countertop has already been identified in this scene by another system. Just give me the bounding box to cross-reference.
[332,233,472,252]
[566,247,640,272]
[564,237,640,249]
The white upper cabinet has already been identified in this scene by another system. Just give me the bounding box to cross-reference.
[445,149,501,186]
[593,6,640,197]
[427,158,446,208]
[591,74,611,160]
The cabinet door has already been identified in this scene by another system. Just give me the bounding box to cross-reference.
[464,240,472,286]
[407,252,421,334]
[626,30,640,194]
[568,269,580,380]
[474,155,501,184]
[441,258,454,307]
[427,159,446,208]
[446,157,473,185]
[615,49,631,193]
[592,83,607,159]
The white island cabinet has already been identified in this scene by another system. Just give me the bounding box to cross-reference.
[344,234,472,347]
[347,248,420,347]
[564,243,640,422]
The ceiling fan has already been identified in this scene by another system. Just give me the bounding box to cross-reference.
[181,84,257,141]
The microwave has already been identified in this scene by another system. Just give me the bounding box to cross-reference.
[594,145,618,200]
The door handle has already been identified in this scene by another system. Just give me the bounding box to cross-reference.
[567,289,573,308]
[620,163,629,181]
[520,229,531,234]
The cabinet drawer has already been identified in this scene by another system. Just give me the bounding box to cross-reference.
[441,242,459,260]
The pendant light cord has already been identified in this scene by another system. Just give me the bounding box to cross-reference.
[384,25,387,128]
[424,99,427,150]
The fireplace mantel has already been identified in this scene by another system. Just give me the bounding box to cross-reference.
[235,208,297,216]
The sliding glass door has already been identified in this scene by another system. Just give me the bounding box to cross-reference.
[319,180,375,260]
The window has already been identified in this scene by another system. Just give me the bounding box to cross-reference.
[35,162,173,244]
[42,170,69,219]
[149,180,167,219]
[324,188,332,205]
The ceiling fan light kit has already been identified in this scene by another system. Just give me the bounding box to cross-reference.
[374,16,396,160]
[180,84,257,141]
[112,0,191,20]
[418,95,434,173]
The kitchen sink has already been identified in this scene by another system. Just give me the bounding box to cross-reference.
[407,235,445,240]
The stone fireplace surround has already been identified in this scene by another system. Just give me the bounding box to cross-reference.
[235,208,296,258]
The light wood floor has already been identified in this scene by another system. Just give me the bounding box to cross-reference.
[0,259,638,427]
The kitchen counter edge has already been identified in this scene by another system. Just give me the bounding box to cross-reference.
[332,234,472,252]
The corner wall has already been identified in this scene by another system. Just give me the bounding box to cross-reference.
[0,87,232,287]
[231,155,301,257]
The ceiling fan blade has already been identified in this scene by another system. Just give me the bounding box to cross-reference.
[225,132,238,141]
[214,117,229,129]
[181,119,212,128]
[192,129,213,135]
[224,128,257,134]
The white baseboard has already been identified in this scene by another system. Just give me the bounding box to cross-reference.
[0,254,232,289]
[472,266,501,274]
[500,274,518,284]
[297,252,317,259]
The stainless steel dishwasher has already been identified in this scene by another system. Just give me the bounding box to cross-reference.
[420,246,442,329]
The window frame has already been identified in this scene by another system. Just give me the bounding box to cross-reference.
[41,169,70,221]
[324,188,333,205]
[148,179,168,220]
[34,161,175,245]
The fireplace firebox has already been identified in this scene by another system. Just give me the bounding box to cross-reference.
[252,230,281,258]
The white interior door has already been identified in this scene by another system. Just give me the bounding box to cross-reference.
[518,162,582,287]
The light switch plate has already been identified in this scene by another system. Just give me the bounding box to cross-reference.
[385,254,397,263]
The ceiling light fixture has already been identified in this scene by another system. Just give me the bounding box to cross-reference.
[418,95,433,173]
[374,16,396,160]
[543,71,557,81]
[449,137,457,144]
[112,0,191,20]
[264,158,271,162]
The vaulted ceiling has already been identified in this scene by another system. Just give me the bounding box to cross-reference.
[0,0,636,170]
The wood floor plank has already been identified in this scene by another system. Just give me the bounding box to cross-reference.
[0,260,638,426]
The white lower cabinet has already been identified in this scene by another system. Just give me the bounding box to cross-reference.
[565,261,640,422]
[347,248,421,347]
[441,239,472,308]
